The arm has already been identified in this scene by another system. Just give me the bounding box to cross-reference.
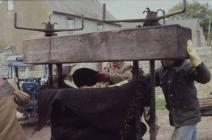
[109,65,133,84]
[13,88,30,106]
[187,40,211,84]
[8,78,30,106]
[109,71,132,84]
[189,62,211,84]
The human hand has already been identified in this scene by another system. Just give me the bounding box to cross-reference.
[187,40,201,67]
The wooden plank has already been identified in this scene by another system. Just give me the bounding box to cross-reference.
[23,24,191,64]
[200,98,212,116]
[200,98,212,107]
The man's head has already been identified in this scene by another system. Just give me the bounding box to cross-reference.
[72,68,98,88]
[111,61,124,69]
[161,59,185,68]
[161,59,175,67]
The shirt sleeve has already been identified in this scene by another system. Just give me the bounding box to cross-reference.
[188,62,211,84]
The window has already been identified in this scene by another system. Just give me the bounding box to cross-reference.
[8,0,14,11]
[67,17,75,35]
[67,18,75,29]
[97,23,104,32]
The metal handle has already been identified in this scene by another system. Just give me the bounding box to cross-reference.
[157,9,166,25]
[14,13,46,32]
[14,13,85,33]
[102,0,186,23]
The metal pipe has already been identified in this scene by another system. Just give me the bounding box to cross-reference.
[56,64,63,88]
[102,0,186,23]
[48,64,53,86]
[14,13,85,33]
[14,13,47,32]
[132,60,143,140]
[132,60,139,80]
[103,3,106,21]
[157,9,166,25]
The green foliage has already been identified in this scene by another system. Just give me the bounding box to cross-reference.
[156,98,166,110]
[168,1,212,39]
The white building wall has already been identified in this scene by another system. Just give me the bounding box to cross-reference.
[51,14,120,36]
[51,14,121,70]
[165,19,206,47]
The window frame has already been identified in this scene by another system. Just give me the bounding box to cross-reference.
[97,22,104,32]
[67,17,76,35]
[8,0,14,11]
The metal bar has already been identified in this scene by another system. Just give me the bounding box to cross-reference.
[14,13,85,33]
[14,13,46,32]
[157,9,166,25]
[48,64,53,86]
[103,3,106,22]
[133,60,144,140]
[56,64,63,88]
[149,60,156,140]
[132,61,139,80]
[53,11,121,27]
[102,0,186,23]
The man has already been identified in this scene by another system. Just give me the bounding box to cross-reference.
[0,75,29,140]
[102,61,133,85]
[152,40,211,140]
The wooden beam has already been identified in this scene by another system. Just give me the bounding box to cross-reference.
[23,25,191,64]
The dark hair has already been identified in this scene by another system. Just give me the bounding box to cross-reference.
[72,68,97,88]
[161,59,185,68]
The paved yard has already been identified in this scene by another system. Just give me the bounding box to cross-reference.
[23,110,212,140]
[143,110,212,140]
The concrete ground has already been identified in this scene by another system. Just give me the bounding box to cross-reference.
[23,110,212,140]
[23,126,50,140]
[143,110,212,140]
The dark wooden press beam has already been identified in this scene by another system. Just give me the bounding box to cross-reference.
[23,24,191,64]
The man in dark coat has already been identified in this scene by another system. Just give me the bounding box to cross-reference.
[152,40,211,140]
